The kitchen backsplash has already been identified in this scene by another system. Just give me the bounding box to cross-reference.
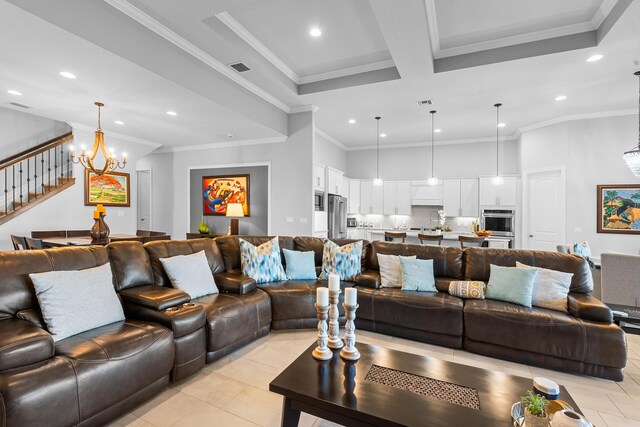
[350,206,477,231]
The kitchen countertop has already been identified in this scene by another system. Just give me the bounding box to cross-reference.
[350,228,511,241]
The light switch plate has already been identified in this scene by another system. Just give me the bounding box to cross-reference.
[286,217,294,223]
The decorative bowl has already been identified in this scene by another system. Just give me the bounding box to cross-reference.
[474,230,493,237]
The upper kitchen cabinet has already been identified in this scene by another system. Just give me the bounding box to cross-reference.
[360,180,383,214]
[348,179,360,214]
[410,180,443,206]
[313,164,325,191]
[383,181,411,215]
[445,179,479,217]
[326,167,346,196]
[479,176,517,206]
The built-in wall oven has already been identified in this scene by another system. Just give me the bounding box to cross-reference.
[481,209,516,248]
[314,191,325,211]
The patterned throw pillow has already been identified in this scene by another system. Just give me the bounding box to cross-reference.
[449,281,486,299]
[319,240,363,281]
[239,237,287,284]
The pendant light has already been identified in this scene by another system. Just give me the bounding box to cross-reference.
[427,110,439,186]
[373,116,383,186]
[623,71,640,177]
[491,103,504,186]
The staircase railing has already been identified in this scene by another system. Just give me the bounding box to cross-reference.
[0,132,74,216]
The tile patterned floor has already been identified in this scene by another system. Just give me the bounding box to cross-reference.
[109,330,640,427]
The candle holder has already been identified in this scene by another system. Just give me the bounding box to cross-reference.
[312,303,333,361]
[328,288,344,349]
[340,303,360,361]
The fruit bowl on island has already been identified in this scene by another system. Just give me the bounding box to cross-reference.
[474,230,493,237]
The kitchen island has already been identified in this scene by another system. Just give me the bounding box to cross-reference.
[346,228,511,248]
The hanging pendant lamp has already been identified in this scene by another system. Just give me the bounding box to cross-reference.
[623,71,640,177]
[491,103,504,186]
[373,116,383,186]
[427,110,439,186]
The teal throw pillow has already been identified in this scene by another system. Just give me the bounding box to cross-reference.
[319,240,363,281]
[399,257,436,292]
[486,264,537,307]
[283,249,317,280]
[239,237,287,284]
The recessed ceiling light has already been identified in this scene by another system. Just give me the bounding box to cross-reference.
[555,95,567,101]
[497,123,506,128]
[434,129,442,133]
[166,111,177,116]
[7,89,22,96]
[380,133,387,138]
[59,71,76,79]
[348,119,356,124]
[587,54,603,63]
[309,27,322,37]
[114,120,125,125]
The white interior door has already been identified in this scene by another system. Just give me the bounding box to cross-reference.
[527,169,564,250]
[137,170,151,231]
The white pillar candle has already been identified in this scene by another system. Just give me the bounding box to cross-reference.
[317,287,329,306]
[345,288,357,306]
[328,274,340,292]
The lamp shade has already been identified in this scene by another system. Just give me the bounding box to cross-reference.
[226,203,245,217]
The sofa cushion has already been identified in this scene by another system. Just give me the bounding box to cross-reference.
[464,248,593,293]
[216,236,295,272]
[400,257,436,292]
[107,241,154,291]
[0,318,53,370]
[30,263,125,342]
[160,250,219,298]
[55,320,174,420]
[239,237,288,283]
[463,299,626,368]
[516,262,572,313]
[378,254,416,288]
[485,264,537,307]
[283,249,317,280]
[293,236,370,271]
[319,240,363,281]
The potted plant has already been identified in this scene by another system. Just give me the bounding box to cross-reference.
[521,390,549,427]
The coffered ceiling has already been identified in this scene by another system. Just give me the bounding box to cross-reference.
[1,0,639,151]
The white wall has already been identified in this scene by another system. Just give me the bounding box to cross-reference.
[346,140,520,180]
[314,132,347,172]
[0,106,70,159]
[520,114,639,256]
[0,128,158,250]
[139,111,315,239]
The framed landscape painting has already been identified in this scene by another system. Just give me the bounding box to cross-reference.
[84,170,130,207]
[597,184,640,234]
[202,174,250,216]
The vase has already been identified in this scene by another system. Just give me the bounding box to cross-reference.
[101,214,110,239]
[525,409,549,427]
[198,216,210,234]
[90,217,109,244]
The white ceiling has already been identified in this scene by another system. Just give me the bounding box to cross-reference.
[1,0,639,151]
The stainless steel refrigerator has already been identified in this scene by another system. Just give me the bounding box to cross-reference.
[327,194,347,239]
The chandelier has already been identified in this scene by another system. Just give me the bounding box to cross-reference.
[70,102,127,176]
[623,71,640,177]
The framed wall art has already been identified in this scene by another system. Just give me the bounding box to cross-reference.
[84,170,130,207]
[202,174,250,216]
[597,184,640,234]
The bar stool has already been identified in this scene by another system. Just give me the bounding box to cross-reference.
[10,235,27,250]
[25,237,44,250]
[384,231,407,243]
[418,234,443,246]
[459,235,485,249]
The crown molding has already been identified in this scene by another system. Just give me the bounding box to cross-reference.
[157,136,287,153]
[592,0,619,27]
[215,12,300,84]
[516,109,636,135]
[424,0,440,59]
[290,105,319,114]
[104,0,291,113]
[68,122,162,148]
[314,127,348,150]
[298,59,397,85]
[346,135,518,151]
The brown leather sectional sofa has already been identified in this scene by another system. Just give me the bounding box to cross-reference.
[0,236,627,426]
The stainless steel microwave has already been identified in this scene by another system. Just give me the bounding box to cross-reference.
[314,191,325,211]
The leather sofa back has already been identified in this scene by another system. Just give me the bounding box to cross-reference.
[464,248,593,293]
[0,246,108,319]
[293,237,370,272]
[216,236,295,272]
[144,238,226,287]
[107,242,155,291]
[368,241,464,281]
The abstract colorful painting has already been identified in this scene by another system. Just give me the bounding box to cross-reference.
[203,175,250,216]
[84,170,130,207]
[597,184,640,234]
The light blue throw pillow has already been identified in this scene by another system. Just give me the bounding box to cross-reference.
[486,264,538,307]
[239,237,287,284]
[399,257,437,292]
[283,249,317,280]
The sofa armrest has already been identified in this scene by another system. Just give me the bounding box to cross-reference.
[214,272,257,294]
[567,293,613,323]
[119,285,191,311]
[0,318,54,370]
[357,270,381,289]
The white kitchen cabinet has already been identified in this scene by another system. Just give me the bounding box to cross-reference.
[338,175,347,197]
[410,180,443,205]
[326,168,346,196]
[443,180,461,216]
[383,181,411,215]
[347,229,367,240]
[460,179,479,217]
[359,180,383,215]
[371,182,384,214]
[488,239,510,249]
[313,231,328,239]
[313,164,325,191]
[348,179,360,213]
[479,177,517,206]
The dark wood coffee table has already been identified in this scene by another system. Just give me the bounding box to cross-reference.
[270,342,581,427]
[609,303,640,335]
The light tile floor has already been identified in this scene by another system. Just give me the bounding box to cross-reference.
[110,330,640,427]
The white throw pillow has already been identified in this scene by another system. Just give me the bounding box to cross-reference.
[160,250,218,299]
[378,253,417,288]
[516,262,573,313]
[29,263,125,342]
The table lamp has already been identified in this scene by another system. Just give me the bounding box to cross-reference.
[226,203,244,235]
